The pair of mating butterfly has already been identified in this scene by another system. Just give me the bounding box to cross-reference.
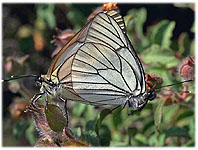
[5,10,185,113]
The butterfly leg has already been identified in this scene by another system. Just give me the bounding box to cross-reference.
[31,92,44,108]
[25,92,44,113]
[64,100,69,127]
[58,96,69,128]
[128,101,148,116]
[44,92,49,106]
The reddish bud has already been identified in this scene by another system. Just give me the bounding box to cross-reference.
[178,56,194,80]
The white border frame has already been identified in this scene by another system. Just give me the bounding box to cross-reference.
[0,0,197,149]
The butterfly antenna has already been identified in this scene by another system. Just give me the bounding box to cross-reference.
[3,74,38,82]
[155,79,193,90]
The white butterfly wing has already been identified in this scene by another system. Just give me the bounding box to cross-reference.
[49,10,146,106]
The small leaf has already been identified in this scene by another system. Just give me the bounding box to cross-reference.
[188,118,195,139]
[85,120,97,131]
[126,8,147,38]
[73,103,86,117]
[163,104,179,124]
[190,40,195,55]
[36,4,56,29]
[95,108,111,135]
[125,8,149,50]
[82,120,100,146]
[45,11,56,29]
[13,122,29,139]
[134,8,147,38]
[148,133,158,146]
[148,133,166,146]
[149,20,175,49]
[45,104,67,132]
[135,133,147,145]
[154,99,166,131]
[158,133,166,146]
[25,123,37,146]
[164,126,189,137]
[176,110,194,121]
[142,119,154,134]
[98,125,111,146]
[142,44,179,65]
[178,32,191,56]
[112,107,122,129]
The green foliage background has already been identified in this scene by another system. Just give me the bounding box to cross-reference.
[3,3,194,146]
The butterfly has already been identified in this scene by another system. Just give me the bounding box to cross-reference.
[5,10,156,112]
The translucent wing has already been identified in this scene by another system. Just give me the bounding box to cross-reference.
[47,10,146,106]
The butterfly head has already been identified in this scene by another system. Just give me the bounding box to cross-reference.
[37,74,58,88]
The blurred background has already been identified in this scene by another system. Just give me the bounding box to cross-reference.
[2,3,194,146]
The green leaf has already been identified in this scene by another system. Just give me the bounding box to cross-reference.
[183,140,195,147]
[126,8,147,38]
[45,11,56,29]
[135,133,147,145]
[73,127,82,138]
[25,123,37,146]
[176,110,194,121]
[85,120,97,131]
[162,104,180,125]
[148,133,166,146]
[45,104,67,132]
[36,4,56,29]
[158,133,166,146]
[164,126,189,137]
[154,99,166,131]
[149,20,175,49]
[142,119,155,136]
[111,131,122,142]
[98,125,111,146]
[112,107,123,129]
[124,14,137,29]
[148,133,158,146]
[66,4,93,31]
[178,32,191,56]
[188,118,195,139]
[134,8,147,38]
[126,8,149,50]
[73,103,86,117]
[13,122,29,139]
[95,108,111,135]
[82,120,100,146]
[190,40,195,55]
[142,44,179,65]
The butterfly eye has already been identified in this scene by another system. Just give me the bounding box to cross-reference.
[35,76,43,87]
[148,91,156,101]
[49,81,55,87]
